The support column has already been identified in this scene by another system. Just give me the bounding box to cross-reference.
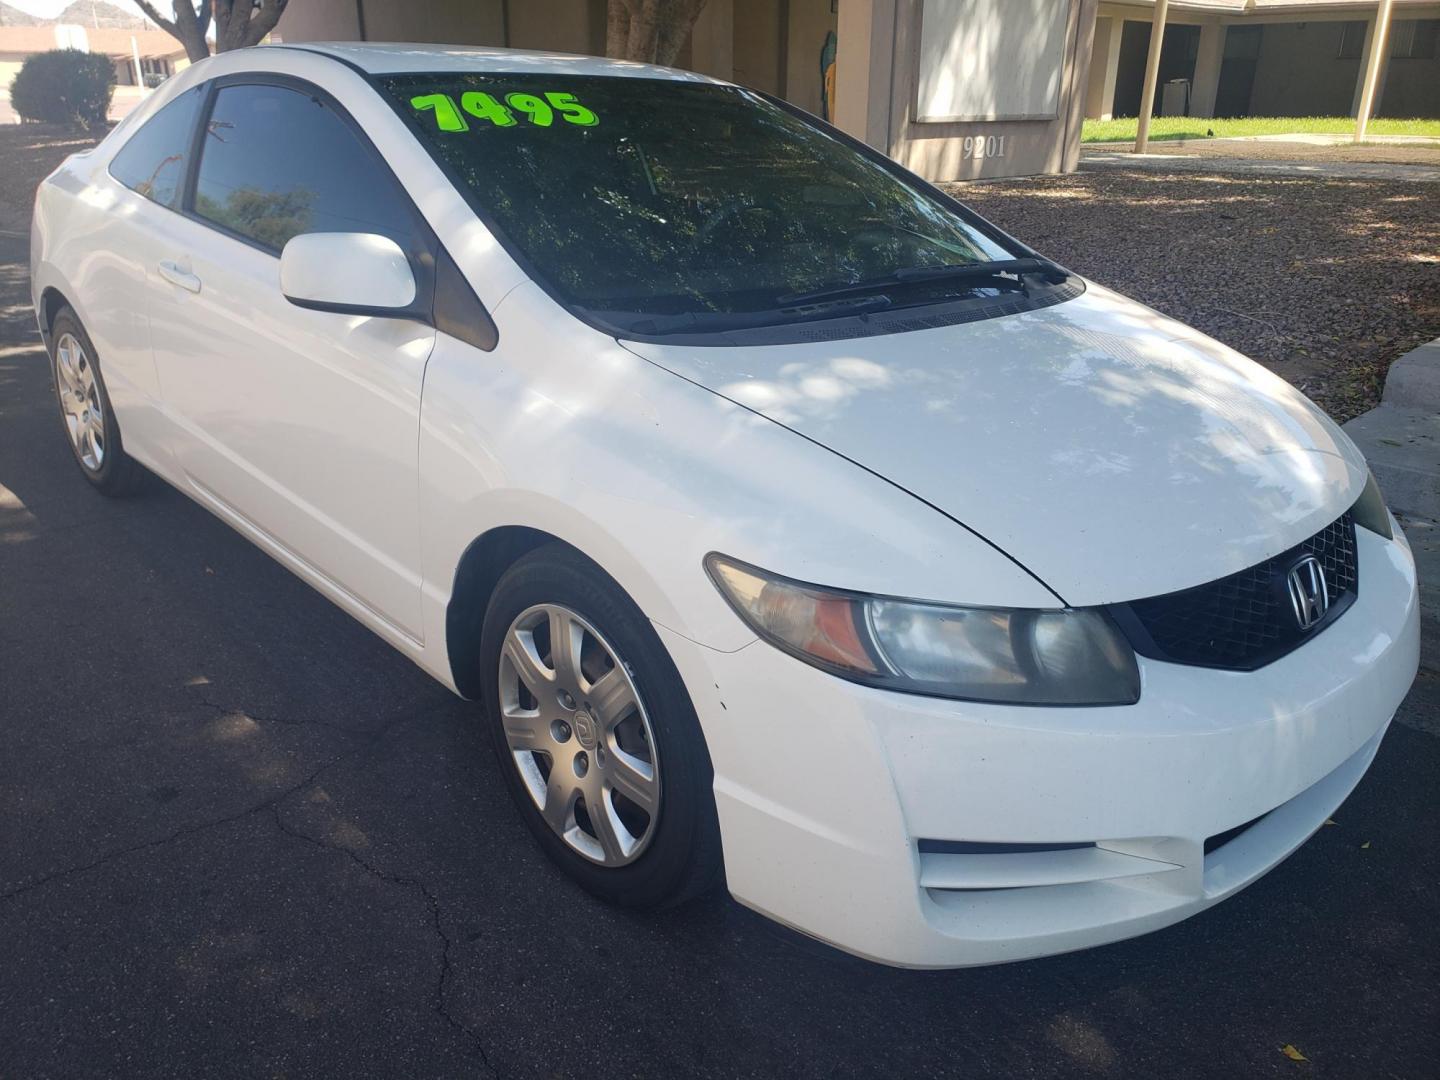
[1355,0,1394,139]
[1085,15,1125,120]
[1189,19,1224,118]
[834,0,897,151]
[1134,0,1170,151]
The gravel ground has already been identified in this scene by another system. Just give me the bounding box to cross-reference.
[950,167,1440,422]
[0,125,104,233]
[1087,137,1440,169]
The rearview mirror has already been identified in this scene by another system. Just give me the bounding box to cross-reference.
[280,232,417,316]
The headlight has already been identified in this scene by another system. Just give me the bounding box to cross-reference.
[1353,469,1393,540]
[705,554,1140,706]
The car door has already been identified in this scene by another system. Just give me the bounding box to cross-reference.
[146,77,437,642]
[65,84,207,468]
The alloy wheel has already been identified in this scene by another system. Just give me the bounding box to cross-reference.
[498,603,661,866]
[54,332,105,471]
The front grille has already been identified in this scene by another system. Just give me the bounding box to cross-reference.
[1109,511,1358,671]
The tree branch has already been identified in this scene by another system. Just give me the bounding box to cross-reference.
[243,0,289,47]
[655,0,707,66]
[132,0,179,36]
[605,0,631,60]
[136,1,211,61]
[609,0,708,65]
[625,0,661,63]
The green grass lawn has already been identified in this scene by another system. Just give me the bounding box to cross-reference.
[1082,116,1440,143]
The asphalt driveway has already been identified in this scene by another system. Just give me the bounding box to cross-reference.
[2,225,1439,1075]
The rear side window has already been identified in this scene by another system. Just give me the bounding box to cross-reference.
[193,83,416,253]
[108,86,202,208]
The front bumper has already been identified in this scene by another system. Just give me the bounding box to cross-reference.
[661,526,1419,968]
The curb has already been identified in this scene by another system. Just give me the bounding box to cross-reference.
[1343,338,1440,523]
[1382,339,1440,411]
[1342,337,1440,674]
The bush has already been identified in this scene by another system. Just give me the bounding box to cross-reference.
[10,49,116,128]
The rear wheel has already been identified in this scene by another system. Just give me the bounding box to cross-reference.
[479,544,721,908]
[49,307,147,496]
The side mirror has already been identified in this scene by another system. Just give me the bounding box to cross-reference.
[280,232,418,316]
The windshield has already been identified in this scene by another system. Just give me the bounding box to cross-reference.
[379,73,1019,334]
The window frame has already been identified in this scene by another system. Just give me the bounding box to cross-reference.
[1390,19,1439,60]
[1336,21,1366,61]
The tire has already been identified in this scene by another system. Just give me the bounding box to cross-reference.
[49,306,148,497]
[479,543,722,908]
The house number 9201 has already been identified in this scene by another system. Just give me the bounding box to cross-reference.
[963,135,1007,159]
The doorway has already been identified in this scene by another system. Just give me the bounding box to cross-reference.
[1113,21,1201,117]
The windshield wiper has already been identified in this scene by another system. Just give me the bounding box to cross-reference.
[585,293,894,337]
[777,256,1069,308]
[580,256,1069,338]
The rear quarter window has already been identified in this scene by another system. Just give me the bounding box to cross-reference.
[108,86,203,209]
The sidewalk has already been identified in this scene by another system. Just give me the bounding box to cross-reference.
[1083,127,1440,182]
[1342,339,1440,672]
[1082,151,1440,183]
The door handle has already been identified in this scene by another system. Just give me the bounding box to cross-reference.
[158,259,202,294]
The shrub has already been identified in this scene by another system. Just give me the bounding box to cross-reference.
[10,49,116,128]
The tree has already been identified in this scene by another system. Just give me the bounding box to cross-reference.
[9,48,115,127]
[606,0,709,66]
[131,1,290,63]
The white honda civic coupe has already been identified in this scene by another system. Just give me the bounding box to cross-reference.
[31,43,1418,967]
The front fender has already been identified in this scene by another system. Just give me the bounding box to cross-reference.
[416,283,1059,687]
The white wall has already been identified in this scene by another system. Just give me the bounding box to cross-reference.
[916,0,1071,121]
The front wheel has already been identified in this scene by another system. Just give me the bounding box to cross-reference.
[479,544,722,908]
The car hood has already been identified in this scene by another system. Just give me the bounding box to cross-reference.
[621,283,1366,606]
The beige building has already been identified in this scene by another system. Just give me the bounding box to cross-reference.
[0,24,188,90]
[280,0,1100,182]
[1087,0,1440,122]
[272,0,1440,180]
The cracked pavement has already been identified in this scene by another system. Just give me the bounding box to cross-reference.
[3,216,1439,1076]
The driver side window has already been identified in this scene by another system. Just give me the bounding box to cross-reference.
[193,83,417,254]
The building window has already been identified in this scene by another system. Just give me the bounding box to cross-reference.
[1389,19,1439,60]
[1337,20,1366,60]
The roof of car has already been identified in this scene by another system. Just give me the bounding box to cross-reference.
[266,42,728,83]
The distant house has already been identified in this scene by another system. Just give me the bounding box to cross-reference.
[0,24,189,92]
